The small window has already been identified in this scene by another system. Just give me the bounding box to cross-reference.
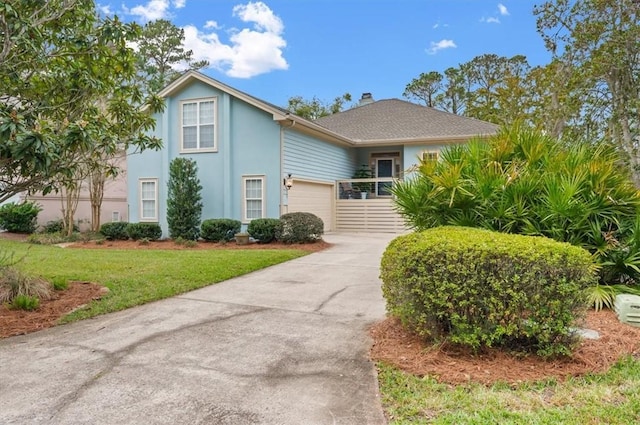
[139,179,158,222]
[242,176,265,222]
[421,150,439,162]
[181,98,216,152]
[112,211,121,222]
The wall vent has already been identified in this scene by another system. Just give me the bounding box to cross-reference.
[614,294,640,327]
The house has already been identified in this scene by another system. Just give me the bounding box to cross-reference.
[24,153,128,231]
[127,71,498,235]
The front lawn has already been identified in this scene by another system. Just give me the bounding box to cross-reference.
[378,358,640,424]
[0,239,307,323]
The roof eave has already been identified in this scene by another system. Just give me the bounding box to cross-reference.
[351,132,496,147]
[276,114,354,147]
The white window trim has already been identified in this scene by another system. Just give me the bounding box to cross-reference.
[139,178,158,222]
[179,97,218,153]
[242,175,266,223]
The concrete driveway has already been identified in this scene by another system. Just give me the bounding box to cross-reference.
[0,233,397,425]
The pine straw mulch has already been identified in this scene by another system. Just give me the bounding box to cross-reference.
[0,281,107,338]
[67,238,332,252]
[370,310,640,385]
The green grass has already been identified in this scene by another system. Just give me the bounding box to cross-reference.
[0,239,307,323]
[378,357,640,424]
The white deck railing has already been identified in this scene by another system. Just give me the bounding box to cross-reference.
[334,178,408,233]
[335,178,397,200]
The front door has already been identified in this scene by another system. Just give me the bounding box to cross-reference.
[376,158,394,196]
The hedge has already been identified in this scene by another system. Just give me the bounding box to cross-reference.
[380,226,596,357]
[201,218,241,242]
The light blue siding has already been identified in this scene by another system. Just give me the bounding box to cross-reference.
[127,79,282,236]
[283,130,356,182]
[403,143,455,178]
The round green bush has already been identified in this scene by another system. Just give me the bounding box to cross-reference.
[276,212,323,244]
[200,218,241,242]
[0,201,41,233]
[125,222,162,241]
[99,222,129,240]
[380,226,597,357]
[247,218,281,244]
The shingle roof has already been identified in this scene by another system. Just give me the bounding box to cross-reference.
[313,98,499,143]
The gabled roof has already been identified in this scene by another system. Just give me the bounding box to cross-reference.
[314,99,499,144]
[157,70,291,120]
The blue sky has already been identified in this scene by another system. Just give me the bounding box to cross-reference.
[104,0,551,108]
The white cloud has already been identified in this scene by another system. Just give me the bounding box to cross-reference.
[426,39,456,55]
[204,20,219,29]
[480,16,501,24]
[498,3,509,16]
[98,4,113,15]
[232,1,283,34]
[173,0,186,8]
[126,0,171,21]
[183,2,288,78]
[433,23,439,29]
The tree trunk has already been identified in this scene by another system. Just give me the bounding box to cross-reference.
[88,170,105,232]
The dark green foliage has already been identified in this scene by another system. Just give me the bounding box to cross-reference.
[99,222,129,240]
[11,294,40,311]
[43,219,78,234]
[167,158,203,240]
[276,212,324,244]
[393,126,640,288]
[0,202,41,233]
[380,227,597,357]
[247,218,281,244]
[200,219,241,242]
[126,223,162,241]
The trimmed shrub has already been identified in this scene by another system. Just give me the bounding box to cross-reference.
[166,158,203,240]
[99,222,129,240]
[247,218,281,244]
[276,212,324,244]
[126,223,162,241]
[380,226,597,357]
[43,220,78,234]
[200,218,241,242]
[0,201,41,233]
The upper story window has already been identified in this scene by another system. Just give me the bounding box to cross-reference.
[181,98,216,152]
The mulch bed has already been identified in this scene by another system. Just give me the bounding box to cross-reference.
[370,310,640,385]
[67,238,332,252]
[0,281,107,338]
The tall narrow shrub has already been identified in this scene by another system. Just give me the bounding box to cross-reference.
[167,158,203,240]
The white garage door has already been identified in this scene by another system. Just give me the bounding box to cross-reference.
[287,181,334,231]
